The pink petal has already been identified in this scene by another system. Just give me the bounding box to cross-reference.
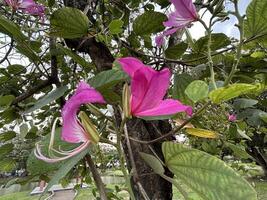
[228,114,237,122]
[117,57,148,78]
[61,81,105,143]
[131,67,171,115]
[155,34,164,47]
[135,99,193,117]
[19,0,35,9]
[170,0,198,19]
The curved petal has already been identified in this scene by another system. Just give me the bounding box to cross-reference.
[19,0,36,9]
[135,99,193,117]
[61,81,105,143]
[170,0,198,19]
[131,67,171,114]
[34,141,90,163]
[163,11,194,28]
[117,57,146,78]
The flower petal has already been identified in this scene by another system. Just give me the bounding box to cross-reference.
[170,0,198,19]
[19,0,36,9]
[117,57,146,78]
[34,141,90,163]
[131,67,171,114]
[61,81,105,143]
[135,99,193,117]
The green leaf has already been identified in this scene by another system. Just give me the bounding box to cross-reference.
[185,80,209,103]
[209,83,260,104]
[193,33,231,53]
[57,44,91,69]
[165,42,188,59]
[0,15,39,61]
[244,0,267,37]
[225,142,251,159]
[233,98,258,110]
[0,158,16,172]
[7,64,26,74]
[133,11,167,35]
[0,95,15,107]
[24,86,68,114]
[259,112,267,123]
[42,148,89,195]
[0,144,13,159]
[173,73,194,105]
[162,142,257,200]
[89,68,128,90]
[109,19,124,35]
[51,7,89,39]
[140,152,164,175]
[0,131,16,142]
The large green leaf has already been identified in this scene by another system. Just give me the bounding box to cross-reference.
[244,0,267,38]
[162,142,257,200]
[24,86,68,114]
[173,73,194,105]
[209,83,261,104]
[42,148,89,195]
[165,42,188,59]
[185,80,209,103]
[133,11,167,35]
[51,7,89,39]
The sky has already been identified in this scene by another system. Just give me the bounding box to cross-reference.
[189,0,251,39]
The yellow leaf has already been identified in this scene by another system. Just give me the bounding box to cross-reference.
[185,128,218,138]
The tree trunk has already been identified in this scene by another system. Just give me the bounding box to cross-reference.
[63,1,174,199]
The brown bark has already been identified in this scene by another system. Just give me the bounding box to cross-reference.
[63,1,174,199]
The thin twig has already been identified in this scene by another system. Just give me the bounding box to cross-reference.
[128,102,210,144]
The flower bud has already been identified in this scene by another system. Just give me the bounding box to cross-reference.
[122,83,131,119]
[79,111,100,144]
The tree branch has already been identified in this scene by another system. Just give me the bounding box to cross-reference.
[85,154,108,200]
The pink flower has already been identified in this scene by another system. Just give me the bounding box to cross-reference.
[34,82,105,163]
[156,0,198,46]
[5,0,45,18]
[117,57,192,118]
[228,114,237,122]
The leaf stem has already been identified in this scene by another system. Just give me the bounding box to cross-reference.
[198,18,217,89]
[224,0,244,86]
